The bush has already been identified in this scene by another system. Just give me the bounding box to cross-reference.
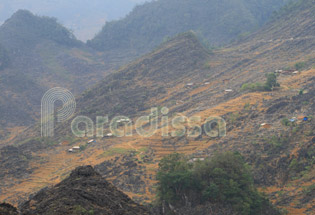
[241,73,279,92]
[156,152,279,215]
[241,83,266,92]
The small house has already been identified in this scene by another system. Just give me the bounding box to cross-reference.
[72,146,81,151]
[106,133,113,137]
[204,82,210,85]
[290,117,297,122]
[121,119,131,122]
[280,70,296,75]
[186,83,194,86]
[188,158,205,163]
[275,70,283,73]
[68,149,74,153]
[88,139,95,144]
[225,89,233,92]
[260,123,272,129]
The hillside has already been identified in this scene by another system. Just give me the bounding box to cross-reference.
[0,1,314,214]
[88,0,291,55]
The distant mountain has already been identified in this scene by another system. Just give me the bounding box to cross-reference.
[20,166,150,215]
[88,0,291,54]
[0,0,149,41]
[0,10,109,138]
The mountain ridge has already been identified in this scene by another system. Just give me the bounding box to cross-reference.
[87,0,292,55]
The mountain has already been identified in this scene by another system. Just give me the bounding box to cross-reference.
[0,10,81,51]
[18,165,150,215]
[0,0,314,214]
[0,0,149,41]
[0,10,110,140]
[87,0,291,55]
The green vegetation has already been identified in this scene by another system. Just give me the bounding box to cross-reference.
[88,0,288,54]
[100,147,132,157]
[241,73,280,92]
[281,118,297,127]
[266,135,289,151]
[229,112,241,123]
[294,61,306,71]
[241,82,266,92]
[156,152,279,215]
[73,205,94,215]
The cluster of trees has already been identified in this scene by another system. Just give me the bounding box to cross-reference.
[156,152,280,215]
[241,73,280,92]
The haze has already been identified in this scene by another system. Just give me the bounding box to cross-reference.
[0,0,149,41]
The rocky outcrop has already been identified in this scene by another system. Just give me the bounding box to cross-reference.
[0,203,18,215]
[20,166,150,215]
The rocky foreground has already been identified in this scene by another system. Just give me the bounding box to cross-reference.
[1,166,150,215]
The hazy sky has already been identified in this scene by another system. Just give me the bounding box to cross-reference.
[0,0,150,41]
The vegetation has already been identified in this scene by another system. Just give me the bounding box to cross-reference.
[302,184,315,196]
[100,148,132,157]
[156,152,279,215]
[241,73,280,92]
[0,44,9,70]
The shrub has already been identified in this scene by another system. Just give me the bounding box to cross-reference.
[241,83,265,92]
[294,61,306,71]
[281,118,291,126]
[241,73,279,92]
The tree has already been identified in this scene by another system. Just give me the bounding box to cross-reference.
[264,73,280,91]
